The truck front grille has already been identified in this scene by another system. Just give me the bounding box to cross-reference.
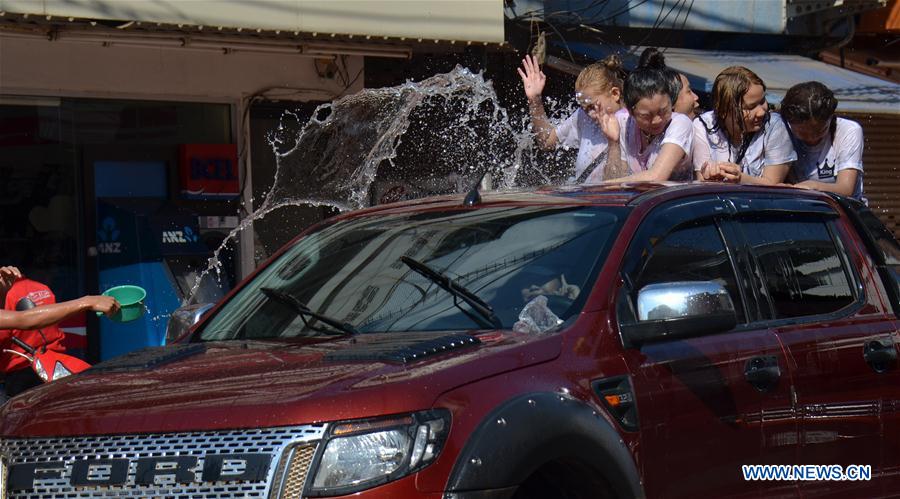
[1,425,326,498]
[279,445,317,498]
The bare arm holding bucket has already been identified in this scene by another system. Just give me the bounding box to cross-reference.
[0,296,120,330]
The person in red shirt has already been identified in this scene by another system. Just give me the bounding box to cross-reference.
[0,266,119,397]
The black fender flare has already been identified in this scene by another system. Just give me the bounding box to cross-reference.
[445,392,644,498]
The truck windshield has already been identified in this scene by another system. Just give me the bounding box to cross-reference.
[199,205,625,340]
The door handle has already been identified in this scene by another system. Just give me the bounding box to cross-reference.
[745,355,781,392]
[864,338,897,373]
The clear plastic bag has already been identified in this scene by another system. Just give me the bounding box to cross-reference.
[512,295,563,334]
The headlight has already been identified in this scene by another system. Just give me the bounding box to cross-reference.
[307,409,450,496]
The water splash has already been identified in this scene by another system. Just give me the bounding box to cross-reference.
[264,66,538,210]
[187,65,569,303]
[187,200,350,301]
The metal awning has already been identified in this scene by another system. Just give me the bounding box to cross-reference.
[661,48,900,115]
[560,43,900,115]
[0,0,505,44]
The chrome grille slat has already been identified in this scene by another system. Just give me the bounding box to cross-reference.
[2,425,325,499]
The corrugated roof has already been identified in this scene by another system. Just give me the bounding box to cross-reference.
[661,48,900,114]
[562,43,900,115]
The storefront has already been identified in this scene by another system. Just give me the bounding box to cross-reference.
[0,1,505,360]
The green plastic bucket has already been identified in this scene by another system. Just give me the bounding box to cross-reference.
[99,285,147,322]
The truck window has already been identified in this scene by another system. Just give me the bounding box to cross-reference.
[740,217,854,319]
[630,220,745,323]
[856,209,900,316]
[857,210,900,266]
[199,206,626,340]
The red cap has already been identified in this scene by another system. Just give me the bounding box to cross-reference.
[5,278,57,309]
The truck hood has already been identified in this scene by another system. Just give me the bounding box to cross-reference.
[0,330,561,437]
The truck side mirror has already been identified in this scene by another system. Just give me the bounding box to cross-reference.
[165,303,214,344]
[620,281,737,348]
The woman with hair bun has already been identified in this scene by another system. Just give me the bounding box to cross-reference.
[638,48,700,119]
[693,66,796,184]
[781,81,865,201]
[600,50,695,182]
[518,54,627,183]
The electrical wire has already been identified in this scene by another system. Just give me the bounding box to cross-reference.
[631,0,686,56]
[541,17,578,62]
[629,0,673,56]
[336,65,365,98]
[661,0,694,53]
[591,0,653,24]
[511,0,616,22]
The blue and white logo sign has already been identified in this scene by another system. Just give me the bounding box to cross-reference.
[97,217,123,254]
[162,226,199,244]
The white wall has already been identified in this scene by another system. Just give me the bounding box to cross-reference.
[0,0,505,43]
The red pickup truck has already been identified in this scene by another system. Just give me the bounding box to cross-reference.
[2,182,899,498]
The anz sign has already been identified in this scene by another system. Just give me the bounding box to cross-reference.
[97,216,123,255]
[162,226,199,245]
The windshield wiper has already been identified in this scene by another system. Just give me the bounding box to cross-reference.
[260,287,358,336]
[400,256,503,329]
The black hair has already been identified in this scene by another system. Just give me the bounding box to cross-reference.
[623,67,679,110]
[637,47,682,100]
[781,81,838,136]
[625,48,681,109]
[638,47,666,70]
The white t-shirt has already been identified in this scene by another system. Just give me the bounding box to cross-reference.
[789,117,864,201]
[555,108,609,183]
[692,111,796,178]
[617,110,694,181]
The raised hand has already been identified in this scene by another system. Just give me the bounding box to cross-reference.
[0,266,22,280]
[0,266,22,290]
[595,109,620,143]
[517,54,546,101]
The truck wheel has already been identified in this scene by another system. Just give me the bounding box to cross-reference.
[511,458,615,499]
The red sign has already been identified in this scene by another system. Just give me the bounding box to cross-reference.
[179,144,240,199]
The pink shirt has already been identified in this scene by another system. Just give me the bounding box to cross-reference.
[617,110,694,180]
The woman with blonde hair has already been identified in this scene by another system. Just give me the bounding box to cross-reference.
[518,54,627,183]
[693,66,796,184]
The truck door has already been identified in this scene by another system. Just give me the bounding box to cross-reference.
[842,202,900,489]
[616,198,796,498]
[732,198,886,496]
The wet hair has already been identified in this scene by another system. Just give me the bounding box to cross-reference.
[575,54,627,95]
[701,66,767,162]
[623,50,679,110]
[781,81,838,128]
[707,66,766,137]
[638,47,683,98]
